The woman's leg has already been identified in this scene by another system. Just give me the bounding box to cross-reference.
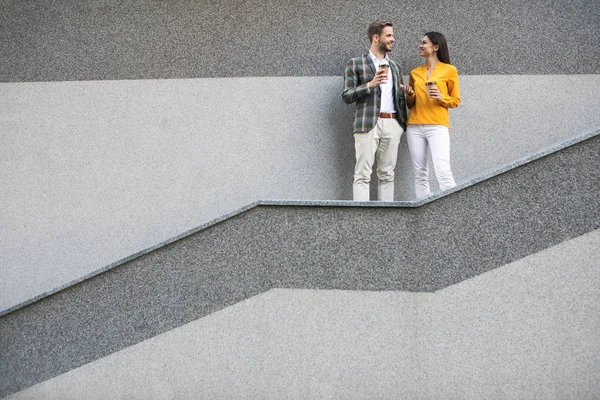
[426,125,456,191]
[406,125,431,199]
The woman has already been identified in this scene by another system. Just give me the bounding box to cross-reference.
[401,32,460,199]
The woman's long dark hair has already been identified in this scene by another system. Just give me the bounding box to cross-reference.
[425,32,450,64]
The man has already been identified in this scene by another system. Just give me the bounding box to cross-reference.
[342,20,407,201]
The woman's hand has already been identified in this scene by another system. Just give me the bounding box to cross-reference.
[400,84,414,96]
[427,86,443,101]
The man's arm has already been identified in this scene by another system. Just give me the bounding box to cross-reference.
[391,62,409,126]
[342,58,385,104]
[396,72,407,111]
[342,58,369,104]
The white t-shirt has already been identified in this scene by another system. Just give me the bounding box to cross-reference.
[369,51,396,114]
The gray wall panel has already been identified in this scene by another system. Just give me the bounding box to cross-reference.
[1,75,599,312]
[6,226,600,399]
[1,0,598,82]
[1,134,599,397]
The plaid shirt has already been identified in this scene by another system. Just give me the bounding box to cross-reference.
[342,53,407,133]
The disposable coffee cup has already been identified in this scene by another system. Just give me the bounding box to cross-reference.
[379,62,389,80]
[425,81,437,98]
[378,62,389,85]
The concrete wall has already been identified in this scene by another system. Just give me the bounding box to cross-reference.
[6,230,600,399]
[1,0,599,312]
[2,134,599,397]
[1,0,598,80]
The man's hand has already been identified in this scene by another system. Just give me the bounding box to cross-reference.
[368,68,388,90]
[400,84,414,96]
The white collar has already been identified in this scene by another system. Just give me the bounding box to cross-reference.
[369,50,389,66]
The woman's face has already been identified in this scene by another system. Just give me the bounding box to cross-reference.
[418,35,438,58]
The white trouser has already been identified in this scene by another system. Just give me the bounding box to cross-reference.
[406,124,456,199]
[353,118,404,201]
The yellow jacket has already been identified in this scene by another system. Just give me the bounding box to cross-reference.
[406,63,460,128]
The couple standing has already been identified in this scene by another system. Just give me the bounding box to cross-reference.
[342,19,461,201]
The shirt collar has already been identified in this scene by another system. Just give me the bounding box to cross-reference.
[368,50,389,66]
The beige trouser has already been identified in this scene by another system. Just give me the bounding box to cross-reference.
[353,118,404,201]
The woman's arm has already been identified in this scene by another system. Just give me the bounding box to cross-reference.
[437,66,460,108]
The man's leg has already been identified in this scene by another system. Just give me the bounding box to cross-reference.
[375,119,403,201]
[406,124,431,199]
[426,125,456,191]
[353,123,382,201]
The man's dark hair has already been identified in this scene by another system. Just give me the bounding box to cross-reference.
[367,20,393,43]
[425,31,451,64]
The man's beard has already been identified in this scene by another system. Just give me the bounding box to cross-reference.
[379,41,391,53]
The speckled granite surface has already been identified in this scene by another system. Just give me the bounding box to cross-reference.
[2,76,599,313]
[1,133,599,397]
[1,0,598,81]
[6,229,600,399]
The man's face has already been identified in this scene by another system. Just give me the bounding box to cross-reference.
[376,26,395,53]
